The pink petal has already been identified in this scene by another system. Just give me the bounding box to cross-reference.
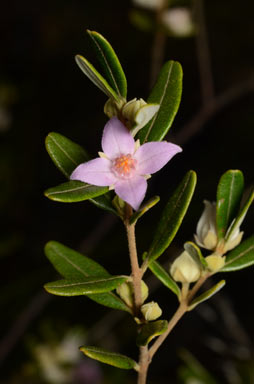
[115,176,147,211]
[134,141,182,175]
[102,117,135,159]
[70,158,116,186]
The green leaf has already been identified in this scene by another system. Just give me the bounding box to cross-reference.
[80,346,138,370]
[45,132,89,178]
[44,181,108,203]
[45,241,110,279]
[221,236,254,272]
[45,241,130,312]
[44,275,128,296]
[216,170,244,239]
[226,188,254,241]
[136,320,168,346]
[87,30,127,98]
[138,60,183,143]
[146,171,197,262]
[184,241,207,268]
[75,55,120,100]
[89,193,119,216]
[148,260,180,297]
[129,196,160,225]
[188,280,225,311]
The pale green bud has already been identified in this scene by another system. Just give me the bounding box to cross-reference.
[170,251,201,283]
[116,281,149,307]
[194,200,218,251]
[224,222,243,253]
[121,98,147,122]
[141,301,162,321]
[104,97,125,119]
[205,254,225,272]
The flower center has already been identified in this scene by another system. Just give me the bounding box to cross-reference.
[112,154,137,179]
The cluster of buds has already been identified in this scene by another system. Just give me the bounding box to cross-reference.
[104,97,159,136]
[116,280,162,321]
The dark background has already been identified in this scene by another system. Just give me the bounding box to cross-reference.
[1,0,254,383]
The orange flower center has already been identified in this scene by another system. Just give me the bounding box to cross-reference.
[112,154,136,179]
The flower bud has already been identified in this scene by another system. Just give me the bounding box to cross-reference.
[104,97,125,118]
[122,98,147,122]
[205,254,225,272]
[194,200,218,251]
[170,251,201,283]
[116,280,149,308]
[224,225,243,253]
[141,301,162,321]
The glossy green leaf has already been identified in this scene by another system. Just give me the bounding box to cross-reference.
[44,181,108,203]
[45,241,110,279]
[221,236,254,272]
[44,275,128,296]
[188,280,225,311]
[136,320,168,346]
[45,241,130,312]
[75,55,120,100]
[87,30,127,98]
[226,188,254,241]
[146,171,197,262]
[138,60,183,143]
[45,132,89,178]
[216,170,244,239]
[89,193,118,216]
[184,241,207,268]
[80,346,138,370]
[148,260,180,297]
[129,196,160,225]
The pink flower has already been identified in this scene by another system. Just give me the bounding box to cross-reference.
[70,117,182,210]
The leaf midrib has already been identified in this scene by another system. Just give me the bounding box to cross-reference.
[224,243,254,267]
[48,276,125,288]
[90,33,121,96]
[143,62,173,142]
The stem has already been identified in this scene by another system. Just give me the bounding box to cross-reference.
[149,302,188,360]
[124,204,142,313]
[187,273,210,303]
[138,346,150,384]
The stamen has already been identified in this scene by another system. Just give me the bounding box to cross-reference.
[112,154,136,179]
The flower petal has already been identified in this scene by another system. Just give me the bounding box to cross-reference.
[102,117,135,159]
[70,158,116,186]
[134,141,182,175]
[115,176,147,210]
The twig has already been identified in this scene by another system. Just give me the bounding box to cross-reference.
[193,0,215,105]
[173,76,254,146]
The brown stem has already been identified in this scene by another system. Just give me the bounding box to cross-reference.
[124,204,142,313]
[149,302,188,360]
[187,273,210,303]
[138,346,150,384]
